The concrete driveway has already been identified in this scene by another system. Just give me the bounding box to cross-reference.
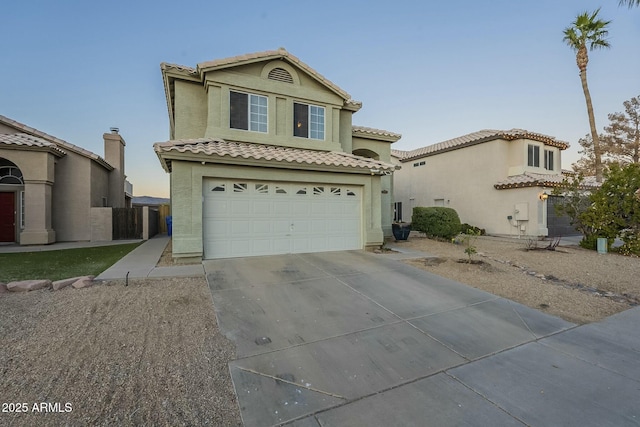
[204,250,640,427]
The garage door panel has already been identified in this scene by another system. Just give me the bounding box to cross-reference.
[231,200,251,215]
[231,220,252,234]
[252,220,272,234]
[203,178,362,259]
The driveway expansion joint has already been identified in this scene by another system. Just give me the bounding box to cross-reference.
[235,367,347,400]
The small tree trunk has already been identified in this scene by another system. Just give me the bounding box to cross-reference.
[579,68,603,182]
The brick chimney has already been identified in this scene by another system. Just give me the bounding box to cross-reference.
[104,128,126,208]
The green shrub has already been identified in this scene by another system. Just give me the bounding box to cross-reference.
[579,234,598,250]
[580,235,614,251]
[460,223,486,236]
[412,207,461,240]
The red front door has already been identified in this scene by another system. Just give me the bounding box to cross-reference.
[0,192,16,242]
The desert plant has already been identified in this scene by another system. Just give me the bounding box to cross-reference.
[461,229,480,263]
[412,207,461,240]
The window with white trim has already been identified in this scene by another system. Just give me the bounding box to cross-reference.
[294,103,324,140]
[527,144,540,167]
[230,91,268,132]
[544,149,554,171]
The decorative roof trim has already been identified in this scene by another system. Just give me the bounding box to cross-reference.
[352,126,402,143]
[0,115,112,169]
[494,172,600,190]
[397,129,570,162]
[154,138,399,174]
[0,133,66,157]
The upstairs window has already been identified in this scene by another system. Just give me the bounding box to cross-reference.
[527,144,540,167]
[294,103,324,140]
[544,149,554,171]
[230,91,268,133]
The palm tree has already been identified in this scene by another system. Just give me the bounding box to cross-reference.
[619,0,640,8]
[563,8,611,182]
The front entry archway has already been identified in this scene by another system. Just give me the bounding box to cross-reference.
[0,159,24,243]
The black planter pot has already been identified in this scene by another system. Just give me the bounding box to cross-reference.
[392,223,411,241]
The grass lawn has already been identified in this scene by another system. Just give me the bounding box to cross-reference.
[0,242,142,282]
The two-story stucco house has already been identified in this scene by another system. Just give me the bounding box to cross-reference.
[154,49,401,261]
[392,129,596,238]
[0,115,131,245]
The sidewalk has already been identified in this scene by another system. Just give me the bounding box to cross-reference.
[96,235,204,280]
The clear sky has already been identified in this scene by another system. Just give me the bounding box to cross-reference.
[2,1,638,198]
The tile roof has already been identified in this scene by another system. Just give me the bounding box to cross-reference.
[160,63,198,76]
[0,133,67,156]
[0,115,112,169]
[395,129,570,161]
[352,126,402,142]
[494,172,600,190]
[154,138,398,173]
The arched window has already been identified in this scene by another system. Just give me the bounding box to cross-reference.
[0,161,24,185]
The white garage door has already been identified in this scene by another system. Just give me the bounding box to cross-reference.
[203,179,362,259]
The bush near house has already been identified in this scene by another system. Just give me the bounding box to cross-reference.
[554,163,640,255]
[412,207,462,240]
[460,223,486,236]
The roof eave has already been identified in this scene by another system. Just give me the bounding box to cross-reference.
[154,149,397,175]
[0,143,66,158]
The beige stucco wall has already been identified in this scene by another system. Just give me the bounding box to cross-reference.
[393,138,557,237]
[90,161,110,207]
[174,80,208,139]
[170,160,384,260]
[90,207,113,241]
[52,151,92,241]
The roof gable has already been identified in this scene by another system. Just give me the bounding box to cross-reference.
[196,48,352,101]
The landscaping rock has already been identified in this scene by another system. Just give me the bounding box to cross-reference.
[6,279,52,292]
[53,277,84,291]
[0,283,7,294]
[71,276,95,289]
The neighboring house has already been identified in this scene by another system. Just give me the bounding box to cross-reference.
[392,129,598,238]
[154,48,401,261]
[0,115,131,244]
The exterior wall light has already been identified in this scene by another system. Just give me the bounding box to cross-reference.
[539,192,549,201]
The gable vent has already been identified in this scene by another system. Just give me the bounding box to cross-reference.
[268,67,294,84]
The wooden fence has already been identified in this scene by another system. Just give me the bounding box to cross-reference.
[112,207,143,240]
[158,204,171,234]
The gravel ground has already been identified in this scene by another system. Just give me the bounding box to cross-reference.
[393,235,640,324]
[0,277,241,426]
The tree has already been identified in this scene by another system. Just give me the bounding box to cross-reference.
[619,0,640,8]
[555,164,640,255]
[602,95,640,165]
[572,134,598,175]
[563,9,611,183]
[585,163,640,255]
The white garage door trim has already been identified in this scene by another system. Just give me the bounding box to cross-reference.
[203,178,362,259]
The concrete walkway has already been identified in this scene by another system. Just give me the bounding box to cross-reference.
[96,235,204,279]
[0,239,143,253]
